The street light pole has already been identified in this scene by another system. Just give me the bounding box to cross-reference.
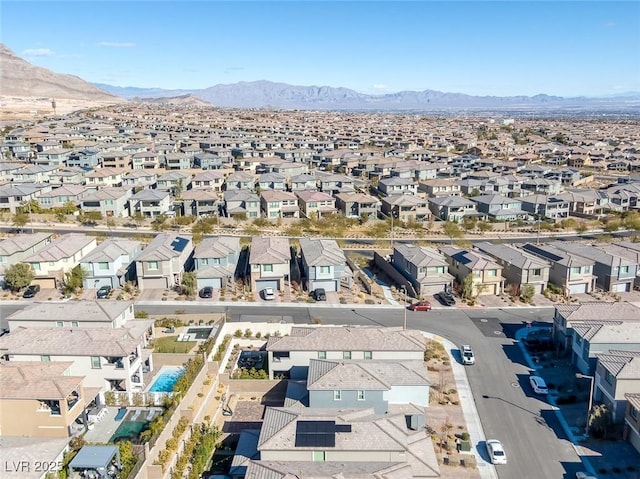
[576,373,595,436]
[401,285,407,330]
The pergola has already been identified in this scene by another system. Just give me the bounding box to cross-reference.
[68,445,121,479]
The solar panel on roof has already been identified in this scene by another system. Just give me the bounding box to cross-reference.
[295,420,337,448]
[334,424,352,433]
[171,237,189,252]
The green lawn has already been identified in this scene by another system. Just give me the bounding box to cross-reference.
[153,335,197,353]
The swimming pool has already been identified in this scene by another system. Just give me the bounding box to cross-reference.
[147,366,185,392]
[110,420,148,443]
[186,327,213,339]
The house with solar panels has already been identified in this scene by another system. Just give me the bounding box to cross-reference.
[135,234,194,289]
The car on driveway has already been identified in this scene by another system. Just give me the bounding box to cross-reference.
[408,301,432,311]
[436,291,456,306]
[23,284,40,299]
[529,375,549,395]
[312,288,327,301]
[96,285,112,299]
[261,287,276,301]
[486,439,507,464]
[199,286,213,299]
[461,345,475,365]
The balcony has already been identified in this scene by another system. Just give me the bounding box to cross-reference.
[38,399,61,416]
[66,390,81,410]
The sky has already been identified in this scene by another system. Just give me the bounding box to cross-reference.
[2,1,639,97]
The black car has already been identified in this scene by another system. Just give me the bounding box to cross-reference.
[436,291,456,306]
[96,285,112,299]
[23,284,40,298]
[199,286,213,299]
[312,288,327,301]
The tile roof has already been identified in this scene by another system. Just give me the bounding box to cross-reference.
[249,237,291,264]
[299,238,345,266]
[22,233,95,263]
[6,300,133,323]
[0,361,83,400]
[80,239,140,263]
[0,232,52,256]
[555,302,640,321]
[136,233,192,261]
[597,351,640,378]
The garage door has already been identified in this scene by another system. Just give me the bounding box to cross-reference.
[141,277,168,289]
[197,278,222,290]
[32,278,56,289]
[256,279,279,292]
[310,280,337,292]
[612,282,630,292]
[86,278,112,289]
[569,283,587,294]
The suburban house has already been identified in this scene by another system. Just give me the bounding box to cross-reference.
[179,189,219,217]
[249,236,291,293]
[594,351,640,423]
[522,243,596,296]
[0,232,53,288]
[224,171,256,190]
[192,171,224,191]
[289,172,318,191]
[439,246,504,296]
[85,168,125,189]
[193,236,241,290]
[470,194,528,221]
[155,171,192,195]
[257,172,287,191]
[418,178,461,198]
[475,242,550,294]
[378,177,418,196]
[381,194,430,223]
[624,393,640,453]
[0,361,87,438]
[131,151,162,170]
[597,242,640,290]
[80,239,141,290]
[305,358,431,413]
[299,238,351,293]
[391,244,454,296]
[101,152,131,169]
[121,170,158,189]
[551,302,640,356]
[135,234,194,289]
[260,190,300,219]
[22,233,97,289]
[11,165,59,183]
[428,196,478,222]
[223,190,261,219]
[549,241,638,293]
[48,166,89,185]
[81,187,131,218]
[37,185,87,210]
[129,189,173,218]
[520,194,571,219]
[294,190,336,218]
[265,326,425,380]
[334,192,381,219]
[0,183,52,214]
[6,300,136,330]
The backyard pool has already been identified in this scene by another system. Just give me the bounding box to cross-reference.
[186,327,214,339]
[110,419,147,443]
[147,366,184,393]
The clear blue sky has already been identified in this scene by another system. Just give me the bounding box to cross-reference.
[2,1,639,97]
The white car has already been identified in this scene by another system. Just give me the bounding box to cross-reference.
[461,345,475,365]
[261,287,276,301]
[529,375,549,395]
[486,439,507,465]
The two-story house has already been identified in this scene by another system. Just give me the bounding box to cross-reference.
[81,187,131,218]
[179,189,219,217]
[391,244,454,296]
[470,194,528,221]
[257,172,287,191]
[418,178,462,198]
[194,236,240,290]
[594,351,640,423]
[11,165,59,183]
[156,171,192,196]
[129,189,172,218]
[135,234,194,289]
[289,172,318,191]
[0,183,52,214]
[520,194,571,219]
[224,171,256,191]
[163,153,192,170]
[80,239,141,290]
[85,168,125,189]
[378,177,418,196]
[192,171,224,192]
[381,194,430,223]
[131,151,162,170]
[223,189,261,219]
[428,196,478,222]
[22,233,97,289]
[121,170,158,190]
[260,190,300,219]
[475,242,551,294]
[522,243,596,295]
[37,184,87,210]
[48,166,89,185]
[439,246,504,296]
[249,236,291,293]
[624,393,640,453]
[334,192,381,219]
[299,238,350,293]
[294,190,336,218]
[0,232,53,288]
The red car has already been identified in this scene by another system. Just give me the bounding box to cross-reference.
[408,301,432,311]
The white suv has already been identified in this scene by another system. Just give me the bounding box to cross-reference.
[461,345,475,365]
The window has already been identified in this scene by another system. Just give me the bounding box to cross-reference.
[318,351,326,359]
[473,270,481,278]
[41,355,50,362]
[91,356,101,369]
[605,371,614,385]
[364,351,372,360]
[487,269,497,276]
[32,263,41,271]
[435,266,445,274]
[213,258,221,265]
[312,451,326,462]
[263,264,273,272]
[333,390,342,400]
[72,321,79,328]
[56,321,63,328]
[357,390,366,401]
[571,267,581,274]
[148,261,158,270]
[343,351,351,360]
[320,266,330,274]
[98,262,109,270]
[532,269,541,276]
[620,266,629,274]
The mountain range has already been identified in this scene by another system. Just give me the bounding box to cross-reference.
[1,43,638,112]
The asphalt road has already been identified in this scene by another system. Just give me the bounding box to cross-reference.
[0,301,585,478]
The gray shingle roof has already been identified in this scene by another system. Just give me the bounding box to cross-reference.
[80,239,140,263]
[249,237,291,264]
[299,238,345,267]
[22,234,95,263]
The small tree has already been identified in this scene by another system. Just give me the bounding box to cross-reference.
[64,265,87,294]
[461,275,476,302]
[520,284,535,304]
[477,221,492,233]
[12,212,29,230]
[588,403,612,438]
[181,271,197,297]
[4,263,35,291]
[442,220,463,243]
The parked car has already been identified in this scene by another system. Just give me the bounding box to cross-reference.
[96,285,112,299]
[576,472,598,479]
[23,284,40,299]
[408,301,432,311]
[312,288,327,301]
[261,287,276,300]
[461,345,475,365]
[436,291,456,306]
[199,286,213,299]
[486,439,507,464]
[529,375,549,395]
